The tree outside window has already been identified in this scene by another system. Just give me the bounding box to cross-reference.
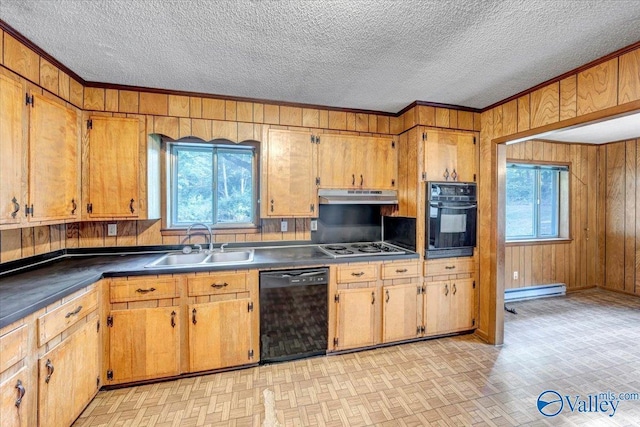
[169,141,256,227]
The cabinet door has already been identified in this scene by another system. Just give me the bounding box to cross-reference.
[0,75,25,226]
[318,133,356,188]
[189,299,253,372]
[86,116,140,218]
[38,319,99,427]
[424,129,476,182]
[367,137,397,190]
[0,368,31,427]
[335,288,377,350]
[28,93,79,222]
[424,281,451,335]
[382,284,420,343]
[265,129,316,217]
[450,279,475,331]
[108,307,180,384]
[454,133,477,182]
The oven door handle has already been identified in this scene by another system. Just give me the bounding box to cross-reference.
[429,202,477,210]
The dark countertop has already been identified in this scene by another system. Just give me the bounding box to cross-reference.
[0,243,419,329]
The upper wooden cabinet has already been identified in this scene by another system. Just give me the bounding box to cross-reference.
[27,93,80,223]
[263,128,317,217]
[84,116,141,218]
[423,129,476,183]
[317,134,397,190]
[0,75,25,227]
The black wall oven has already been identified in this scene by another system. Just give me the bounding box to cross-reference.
[426,182,477,259]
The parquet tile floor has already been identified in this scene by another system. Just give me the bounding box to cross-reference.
[74,289,640,426]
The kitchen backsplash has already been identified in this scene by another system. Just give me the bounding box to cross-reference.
[0,218,311,264]
[311,204,382,244]
[383,216,417,251]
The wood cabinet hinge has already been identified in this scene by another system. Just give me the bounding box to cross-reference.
[391,179,395,187]
[422,285,426,293]
[333,337,339,347]
[421,172,427,181]
[422,132,427,141]
[417,286,422,295]
[310,204,315,213]
[25,93,34,106]
[311,135,314,144]
[24,204,33,217]
[106,370,113,381]
[473,173,476,182]
[315,177,320,185]
[248,301,254,312]
[248,349,254,359]
[472,318,476,326]
[472,281,476,289]
[106,315,113,327]
[87,119,93,130]
[391,141,395,149]
[87,203,93,214]
[97,320,100,332]
[96,376,100,388]
[334,294,340,303]
[316,136,320,144]
[416,326,421,335]
[421,326,425,334]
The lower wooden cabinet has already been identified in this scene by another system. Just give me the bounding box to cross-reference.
[0,367,32,427]
[38,318,99,427]
[188,299,253,372]
[334,288,377,350]
[382,284,421,343]
[424,278,475,335]
[107,306,180,384]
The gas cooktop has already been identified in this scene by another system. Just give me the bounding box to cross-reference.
[318,242,407,258]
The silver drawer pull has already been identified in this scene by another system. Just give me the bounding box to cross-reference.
[395,268,408,273]
[351,272,365,277]
[65,305,83,318]
[136,287,156,294]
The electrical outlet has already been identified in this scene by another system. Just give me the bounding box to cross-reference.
[107,223,117,236]
[280,220,288,232]
[310,219,318,231]
[513,271,518,280]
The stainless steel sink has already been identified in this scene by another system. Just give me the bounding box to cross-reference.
[145,249,254,268]
[145,252,210,267]
[205,250,254,264]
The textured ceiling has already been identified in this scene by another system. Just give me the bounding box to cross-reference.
[1,0,640,113]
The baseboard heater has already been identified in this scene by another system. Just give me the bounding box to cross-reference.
[504,283,566,302]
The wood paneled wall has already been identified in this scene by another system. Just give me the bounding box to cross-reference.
[504,141,604,291]
[479,45,640,344]
[603,139,639,295]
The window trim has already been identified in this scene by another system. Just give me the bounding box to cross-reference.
[505,160,570,243]
[164,138,260,230]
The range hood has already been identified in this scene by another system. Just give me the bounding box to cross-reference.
[318,189,399,205]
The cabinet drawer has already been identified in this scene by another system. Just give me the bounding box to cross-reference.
[187,272,247,296]
[381,262,419,280]
[336,264,378,283]
[38,289,98,346]
[425,257,475,277]
[110,278,178,303]
[0,325,28,373]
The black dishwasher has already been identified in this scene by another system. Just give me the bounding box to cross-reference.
[259,268,328,363]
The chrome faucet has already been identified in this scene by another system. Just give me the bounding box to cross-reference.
[219,243,228,252]
[185,223,213,252]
